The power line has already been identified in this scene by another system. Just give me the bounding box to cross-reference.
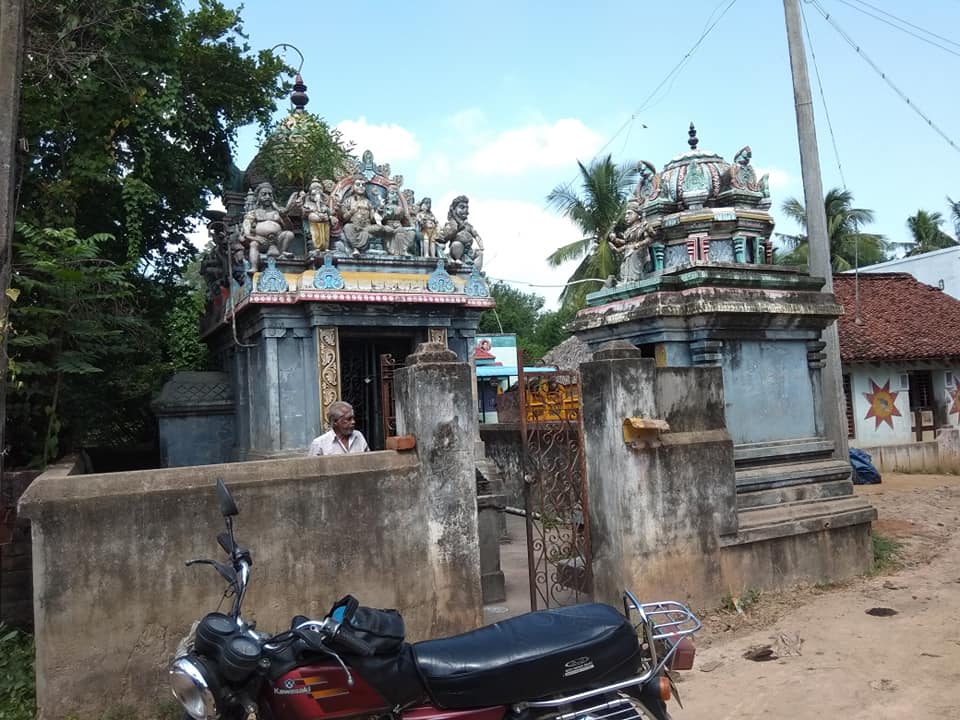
[809,0,960,155]
[834,0,960,56]
[563,0,738,185]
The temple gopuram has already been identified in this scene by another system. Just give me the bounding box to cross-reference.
[159,78,493,461]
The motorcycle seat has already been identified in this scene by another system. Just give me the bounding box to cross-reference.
[411,603,641,709]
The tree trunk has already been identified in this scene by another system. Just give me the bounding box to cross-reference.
[0,0,26,482]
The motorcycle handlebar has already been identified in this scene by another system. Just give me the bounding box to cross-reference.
[293,618,375,657]
[331,626,375,657]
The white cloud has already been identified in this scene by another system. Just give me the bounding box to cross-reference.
[464,119,602,176]
[336,117,420,161]
[415,152,453,191]
[431,195,583,309]
[448,108,487,137]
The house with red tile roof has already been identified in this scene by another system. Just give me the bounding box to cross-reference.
[834,272,960,446]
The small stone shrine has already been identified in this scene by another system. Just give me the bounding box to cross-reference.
[184,77,493,461]
[571,125,875,589]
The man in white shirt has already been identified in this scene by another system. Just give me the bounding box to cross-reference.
[308,401,370,455]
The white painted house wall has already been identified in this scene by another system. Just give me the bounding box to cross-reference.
[847,364,960,446]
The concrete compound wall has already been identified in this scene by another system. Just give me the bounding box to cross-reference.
[18,344,483,720]
[858,427,960,475]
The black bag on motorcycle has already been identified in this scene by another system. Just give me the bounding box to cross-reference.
[327,595,406,655]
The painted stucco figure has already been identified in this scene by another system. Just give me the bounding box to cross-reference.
[300,178,333,256]
[241,182,297,271]
[438,195,483,268]
[417,197,439,258]
[381,186,419,256]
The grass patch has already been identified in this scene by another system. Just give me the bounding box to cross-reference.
[870,532,902,575]
[0,623,35,720]
[721,587,762,614]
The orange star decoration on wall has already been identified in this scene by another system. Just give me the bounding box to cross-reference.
[949,383,960,416]
[863,379,902,429]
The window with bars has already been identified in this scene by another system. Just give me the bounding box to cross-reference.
[842,374,855,439]
[909,371,933,410]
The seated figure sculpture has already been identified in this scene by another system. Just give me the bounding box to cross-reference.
[241,182,297,270]
[381,186,419,256]
[437,195,483,268]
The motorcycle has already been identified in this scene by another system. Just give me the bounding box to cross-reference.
[170,480,700,720]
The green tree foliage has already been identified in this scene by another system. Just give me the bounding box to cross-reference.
[254,112,353,194]
[776,188,888,270]
[947,196,960,239]
[479,282,574,361]
[0,624,34,720]
[905,209,957,256]
[8,225,160,467]
[546,156,638,310]
[7,1,287,467]
[19,0,288,276]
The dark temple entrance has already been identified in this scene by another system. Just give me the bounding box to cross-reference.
[339,335,413,450]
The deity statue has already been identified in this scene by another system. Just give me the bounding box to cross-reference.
[340,202,385,257]
[611,201,655,283]
[300,178,333,256]
[437,195,483,268]
[339,178,375,226]
[416,197,439,258]
[381,186,418,256]
[241,182,297,271]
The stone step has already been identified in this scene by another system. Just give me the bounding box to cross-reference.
[724,494,877,546]
[736,458,852,492]
[737,478,853,510]
[734,437,836,467]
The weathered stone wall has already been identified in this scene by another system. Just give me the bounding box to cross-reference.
[393,342,484,617]
[0,469,42,628]
[19,345,483,720]
[581,343,737,609]
[479,424,524,508]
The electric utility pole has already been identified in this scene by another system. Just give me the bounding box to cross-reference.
[783,0,850,460]
[0,0,26,485]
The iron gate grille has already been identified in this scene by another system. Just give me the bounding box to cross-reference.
[517,364,592,610]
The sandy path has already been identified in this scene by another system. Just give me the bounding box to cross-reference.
[672,474,960,720]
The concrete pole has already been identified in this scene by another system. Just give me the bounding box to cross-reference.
[0,0,26,483]
[783,0,850,460]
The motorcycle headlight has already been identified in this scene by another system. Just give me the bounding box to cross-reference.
[170,656,219,720]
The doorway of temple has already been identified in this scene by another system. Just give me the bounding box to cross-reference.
[339,334,414,450]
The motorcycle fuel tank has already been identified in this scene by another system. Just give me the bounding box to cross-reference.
[268,661,389,719]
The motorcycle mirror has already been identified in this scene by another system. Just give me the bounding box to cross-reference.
[215,478,239,517]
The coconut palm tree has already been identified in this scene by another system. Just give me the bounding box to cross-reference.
[546,155,638,309]
[947,196,960,238]
[776,188,888,270]
[905,209,957,256]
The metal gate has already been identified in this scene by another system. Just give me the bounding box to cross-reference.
[517,364,591,610]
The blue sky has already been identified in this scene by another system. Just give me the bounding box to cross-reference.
[214,0,960,308]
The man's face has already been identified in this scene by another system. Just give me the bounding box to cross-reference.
[258,187,274,206]
[454,201,468,221]
[353,180,365,195]
[333,409,356,436]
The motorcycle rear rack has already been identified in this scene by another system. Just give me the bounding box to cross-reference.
[552,695,640,720]
[517,592,700,712]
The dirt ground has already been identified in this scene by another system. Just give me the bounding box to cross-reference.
[672,473,960,720]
